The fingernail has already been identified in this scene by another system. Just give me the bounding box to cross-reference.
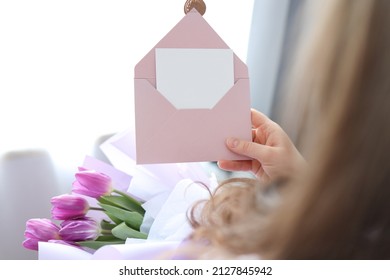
[227,138,239,148]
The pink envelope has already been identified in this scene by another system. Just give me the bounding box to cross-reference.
[134,9,251,164]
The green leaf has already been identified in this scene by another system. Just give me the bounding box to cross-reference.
[100,219,116,230]
[99,195,145,215]
[78,239,124,250]
[96,235,121,242]
[112,222,147,240]
[104,211,122,225]
[98,203,144,230]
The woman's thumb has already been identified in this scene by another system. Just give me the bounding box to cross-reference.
[226,137,268,161]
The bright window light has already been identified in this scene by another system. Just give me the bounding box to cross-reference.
[0,0,254,167]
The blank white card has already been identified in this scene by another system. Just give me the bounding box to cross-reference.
[155,48,234,109]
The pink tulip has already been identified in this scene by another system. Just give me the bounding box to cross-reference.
[59,218,100,241]
[72,168,113,198]
[23,219,60,250]
[51,194,89,220]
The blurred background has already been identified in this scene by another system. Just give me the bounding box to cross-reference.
[0,0,301,259]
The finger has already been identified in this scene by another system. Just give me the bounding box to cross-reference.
[251,108,271,128]
[252,129,256,141]
[226,137,270,162]
[217,160,252,172]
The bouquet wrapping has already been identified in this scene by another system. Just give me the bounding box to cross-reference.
[24,128,217,260]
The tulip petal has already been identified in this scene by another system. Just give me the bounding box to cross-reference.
[23,238,39,251]
[59,219,100,241]
[51,194,89,220]
[24,219,60,241]
[72,170,113,198]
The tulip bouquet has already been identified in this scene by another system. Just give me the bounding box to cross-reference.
[23,129,217,259]
[23,167,147,252]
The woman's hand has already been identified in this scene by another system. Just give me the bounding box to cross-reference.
[218,109,306,184]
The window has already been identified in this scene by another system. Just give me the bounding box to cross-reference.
[0,0,254,166]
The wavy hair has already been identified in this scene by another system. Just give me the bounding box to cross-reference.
[188,0,390,259]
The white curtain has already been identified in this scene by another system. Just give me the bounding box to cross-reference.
[247,0,291,117]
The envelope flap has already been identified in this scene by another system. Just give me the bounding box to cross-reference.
[135,9,248,80]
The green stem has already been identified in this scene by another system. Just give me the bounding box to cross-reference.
[101,229,113,235]
[89,207,105,211]
[113,189,142,207]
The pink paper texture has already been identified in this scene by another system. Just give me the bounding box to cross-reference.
[134,9,251,164]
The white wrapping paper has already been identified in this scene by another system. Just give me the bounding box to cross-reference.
[38,128,217,260]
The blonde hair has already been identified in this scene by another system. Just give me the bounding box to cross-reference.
[189,178,273,257]
[189,0,390,259]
